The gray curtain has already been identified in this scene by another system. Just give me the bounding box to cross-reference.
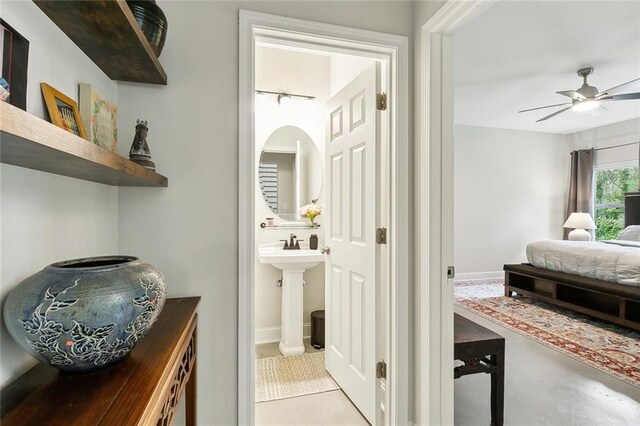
[564,149,594,239]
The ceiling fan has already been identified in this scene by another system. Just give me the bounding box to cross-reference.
[519,67,640,122]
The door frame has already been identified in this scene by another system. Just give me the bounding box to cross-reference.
[416,0,495,424]
[238,10,409,425]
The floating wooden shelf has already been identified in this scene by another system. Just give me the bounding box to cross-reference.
[0,102,168,187]
[33,0,167,85]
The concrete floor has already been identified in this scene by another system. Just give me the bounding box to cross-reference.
[256,390,369,426]
[455,306,640,426]
[254,315,640,426]
[255,339,368,426]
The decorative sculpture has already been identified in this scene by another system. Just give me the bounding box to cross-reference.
[129,119,156,170]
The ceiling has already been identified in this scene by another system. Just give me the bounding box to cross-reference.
[454,1,640,135]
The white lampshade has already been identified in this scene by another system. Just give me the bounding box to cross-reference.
[563,212,596,230]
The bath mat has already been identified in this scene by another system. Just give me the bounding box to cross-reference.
[255,351,339,402]
[455,279,640,388]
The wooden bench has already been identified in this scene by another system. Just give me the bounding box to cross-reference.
[455,313,505,426]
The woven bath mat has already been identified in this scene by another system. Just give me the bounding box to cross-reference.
[255,351,339,402]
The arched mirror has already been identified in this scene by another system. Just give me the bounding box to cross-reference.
[258,126,322,221]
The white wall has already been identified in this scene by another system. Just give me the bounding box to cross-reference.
[254,47,327,344]
[116,2,415,424]
[453,125,570,278]
[329,53,375,97]
[0,1,119,386]
[568,118,640,169]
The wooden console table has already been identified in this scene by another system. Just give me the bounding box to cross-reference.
[1,297,200,426]
[454,313,505,426]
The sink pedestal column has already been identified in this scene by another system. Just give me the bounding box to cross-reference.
[279,269,305,356]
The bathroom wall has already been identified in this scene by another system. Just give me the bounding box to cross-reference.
[329,53,375,97]
[0,1,119,386]
[254,46,329,343]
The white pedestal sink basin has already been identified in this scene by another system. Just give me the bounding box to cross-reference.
[258,242,325,356]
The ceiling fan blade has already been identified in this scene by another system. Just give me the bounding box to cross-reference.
[599,92,640,101]
[556,90,586,101]
[590,104,609,117]
[536,106,573,122]
[596,77,640,97]
[518,102,571,113]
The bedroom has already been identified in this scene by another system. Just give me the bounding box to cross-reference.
[452,1,640,425]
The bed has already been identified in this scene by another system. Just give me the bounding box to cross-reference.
[504,195,640,331]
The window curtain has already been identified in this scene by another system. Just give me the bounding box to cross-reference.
[564,149,594,239]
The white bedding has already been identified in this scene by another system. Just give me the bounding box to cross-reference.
[526,240,640,286]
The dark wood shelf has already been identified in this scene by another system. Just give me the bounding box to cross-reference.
[0,102,168,187]
[34,0,167,85]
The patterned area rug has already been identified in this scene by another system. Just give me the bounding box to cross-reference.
[255,351,339,402]
[455,279,640,388]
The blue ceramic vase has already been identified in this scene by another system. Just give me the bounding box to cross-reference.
[3,256,166,373]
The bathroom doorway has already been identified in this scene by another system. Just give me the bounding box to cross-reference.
[239,10,410,426]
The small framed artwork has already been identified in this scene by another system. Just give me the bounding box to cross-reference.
[40,82,87,139]
[1,19,29,110]
[79,83,118,152]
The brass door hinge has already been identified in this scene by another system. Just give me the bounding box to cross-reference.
[376,360,387,379]
[376,92,387,111]
[376,227,387,244]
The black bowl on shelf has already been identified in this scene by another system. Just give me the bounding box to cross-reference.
[127,0,168,58]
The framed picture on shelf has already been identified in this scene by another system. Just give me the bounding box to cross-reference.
[40,82,87,139]
[1,18,30,110]
[79,83,118,152]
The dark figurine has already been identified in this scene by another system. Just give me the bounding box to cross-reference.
[129,119,156,170]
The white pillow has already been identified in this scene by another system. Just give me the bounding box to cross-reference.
[617,225,640,242]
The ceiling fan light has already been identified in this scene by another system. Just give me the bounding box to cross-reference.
[572,100,600,112]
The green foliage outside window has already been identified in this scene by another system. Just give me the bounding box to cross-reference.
[594,166,639,240]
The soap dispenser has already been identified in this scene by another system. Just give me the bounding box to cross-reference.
[310,234,318,250]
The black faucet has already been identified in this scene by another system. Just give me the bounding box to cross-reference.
[283,234,302,250]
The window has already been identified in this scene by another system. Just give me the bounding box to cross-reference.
[594,166,639,240]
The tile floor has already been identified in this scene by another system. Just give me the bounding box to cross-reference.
[255,339,368,426]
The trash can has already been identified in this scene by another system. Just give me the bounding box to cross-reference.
[310,310,325,349]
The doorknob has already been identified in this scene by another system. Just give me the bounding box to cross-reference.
[321,246,331,255]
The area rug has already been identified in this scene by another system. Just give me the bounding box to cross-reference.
[255,351,339,402]
[455,279,640,388]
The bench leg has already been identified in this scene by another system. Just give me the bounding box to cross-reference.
[490,352,505,426]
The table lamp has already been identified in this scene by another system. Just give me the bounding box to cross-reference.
[563,212,596,241]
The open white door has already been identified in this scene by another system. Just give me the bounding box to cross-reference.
[324,63,380,423]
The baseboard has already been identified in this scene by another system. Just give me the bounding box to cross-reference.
[455,271,503,281]
[255,322,311,344]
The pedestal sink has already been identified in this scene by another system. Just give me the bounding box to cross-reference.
[258,242,325,356]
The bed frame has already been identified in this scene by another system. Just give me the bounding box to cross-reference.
[505,195,640,332]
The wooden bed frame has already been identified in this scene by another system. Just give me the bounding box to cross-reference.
[505,194,640,332]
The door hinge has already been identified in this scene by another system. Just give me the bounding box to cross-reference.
[376,360,387,379]
[447,265,456,279]
[376,92,387,111]
[376,227,387,244]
